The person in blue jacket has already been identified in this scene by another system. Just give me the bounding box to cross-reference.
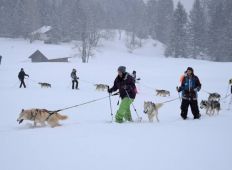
[177,67,201,120]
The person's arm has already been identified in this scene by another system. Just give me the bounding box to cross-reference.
[177,78,185,92]
[194,76,201,92]
[108,78,118,93]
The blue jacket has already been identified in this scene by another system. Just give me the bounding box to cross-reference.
[179,74,201,100]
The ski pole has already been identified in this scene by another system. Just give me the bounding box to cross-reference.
[125,89,142,122]
[108,92,113,122]
[176,86,182,103]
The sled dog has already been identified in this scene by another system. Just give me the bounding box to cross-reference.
[143,101,163,122]
[17,109,68,128]
[38,82,51,88]
[95,84,109,91]
[200,100,220,116]
[156,89,170,97]
[208,92,221,101]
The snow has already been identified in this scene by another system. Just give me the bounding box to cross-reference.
[31,26,52,35]
[0,38,75,62]
[0,35,232,170]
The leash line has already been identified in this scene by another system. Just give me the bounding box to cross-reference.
[53,93,119,113]
[160,97,180,104]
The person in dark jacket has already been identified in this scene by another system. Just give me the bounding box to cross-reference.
[108,66,136,123]
[177,67,201,120]
[18,68,29,88]
[71,69,79,89]
[131,70,141,83]
[0,55,2,65]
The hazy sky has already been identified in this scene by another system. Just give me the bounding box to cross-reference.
[174,0,194,11]
[143,0,194,12]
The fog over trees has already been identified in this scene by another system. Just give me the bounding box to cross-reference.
[0,0,231,61]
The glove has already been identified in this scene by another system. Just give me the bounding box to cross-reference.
[77,77,79,79]
[176,86,181,92]
[108,88,113,94]
[137,78,141,81]
[194,87,200,92]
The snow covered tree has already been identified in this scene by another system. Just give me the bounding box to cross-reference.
[155,0,174,44]
[146,0,158,39]
[207,0,227,61]
[188,0,207,58]
[165,2,188,58]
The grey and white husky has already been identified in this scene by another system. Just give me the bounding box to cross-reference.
[143,101,163,122]
[208,92,221,101]
[156,89,170,97]
[200,100,221,116]
[94,84,109,91]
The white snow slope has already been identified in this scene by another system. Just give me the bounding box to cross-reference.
[0,35,232,170]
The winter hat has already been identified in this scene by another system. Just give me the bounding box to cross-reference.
[118,66,126,73]
[132,70,136,74]
[186,67,194,73]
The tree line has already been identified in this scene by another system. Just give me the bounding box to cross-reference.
[0,0,231,62]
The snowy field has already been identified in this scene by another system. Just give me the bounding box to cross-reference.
[0,36,232,170]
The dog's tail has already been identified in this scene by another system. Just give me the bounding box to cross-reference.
[156,103,164,109]
[57,114,68,120]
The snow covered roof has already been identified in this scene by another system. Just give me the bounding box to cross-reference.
[28,50,70,62]
[31,26,52,35]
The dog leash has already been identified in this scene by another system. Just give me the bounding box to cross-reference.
[78,78,96,85]
[160,97,180,104]
[202,89,211,94]
[52,93,119,113]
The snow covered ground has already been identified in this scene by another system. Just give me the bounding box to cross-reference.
[0,35,232,170]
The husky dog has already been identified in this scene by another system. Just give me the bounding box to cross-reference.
[200,100,220,116]
[143,101,163,122]
[38,82,52,88]
[17,109,68,128]
[156,89,170,97]
[94,84,109,91]
[208,92,221,101]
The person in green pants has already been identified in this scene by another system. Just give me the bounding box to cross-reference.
[108,66,137,123]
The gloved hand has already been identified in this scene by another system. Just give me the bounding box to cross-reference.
[176,86,181,92]
[194,87,200,92]
[77,77,79,79]
[108,88,112,94]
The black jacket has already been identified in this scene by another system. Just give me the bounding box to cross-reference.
[18,71,29,80]
[109,73,136,99]
[178,74,201,100]
[71,71,78,80]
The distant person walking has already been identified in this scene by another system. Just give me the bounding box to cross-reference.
[0,55,2,65]
[71,69,79,90]
[18,68,29,88]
